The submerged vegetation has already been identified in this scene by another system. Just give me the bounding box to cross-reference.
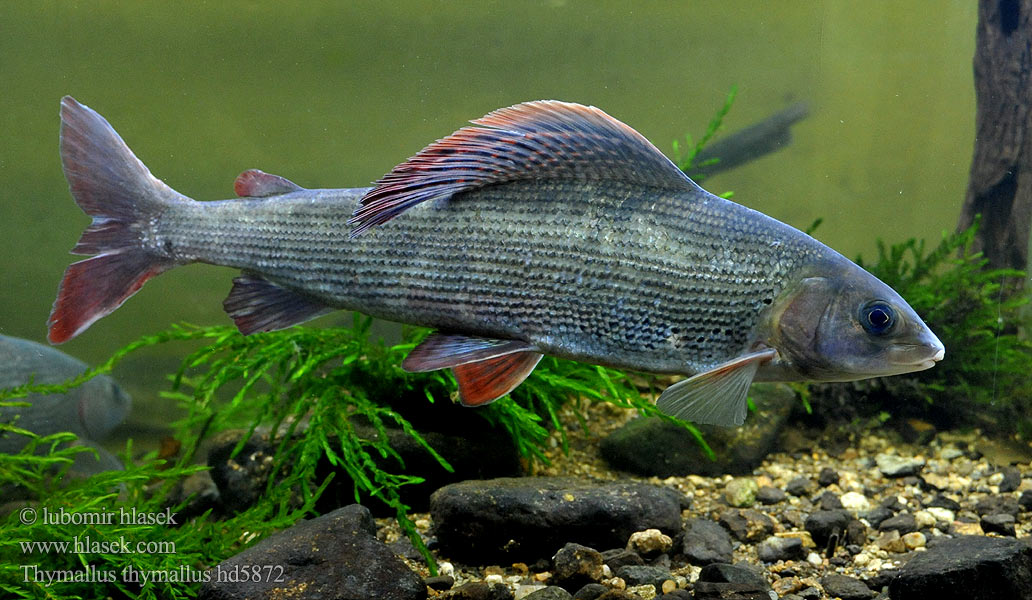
[809,217,1032,436]
[0,317,699,598]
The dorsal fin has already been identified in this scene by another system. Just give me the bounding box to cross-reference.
[234,169,303,197]
[349,100,698,235]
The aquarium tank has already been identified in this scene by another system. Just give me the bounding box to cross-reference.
[2,3,1030,600]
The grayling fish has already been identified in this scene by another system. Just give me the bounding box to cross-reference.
[0,334,131,452]
[48,97,944,426]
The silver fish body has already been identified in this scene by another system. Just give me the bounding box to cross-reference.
[48,98,944,426]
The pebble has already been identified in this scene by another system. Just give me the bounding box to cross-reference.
[552,543,605,590]
[1020,489,1032,512]
[724,477,759,507]
[718,508,775,543]
[817,467,840,487]
[878,512,917,534]
[901,531,926,550]
[681,518,733,565]
[875,530,905,553]
[806,552,822,566]
[757,535,805,562]
[804,509,853,548]
[624,584,657,599]
[786,476,815,497]
[626,529,672,557]
[571,584,605,600]
[521,587,570,600]
[950,520,984,536]
[981,513,1017,536]
[875,453,925,477]
[817,491,843,510]
[924,506,955,523]
[840,491,871,514]
[820,573,875,600]
[975,495,1020,517]
[757,485,788,505]
[614,565,671,589]
[913,509,937,529]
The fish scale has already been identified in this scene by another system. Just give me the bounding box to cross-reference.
[149,177,817,375]
[49,97,944,426]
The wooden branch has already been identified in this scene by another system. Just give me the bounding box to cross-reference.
[958,0,1032,277]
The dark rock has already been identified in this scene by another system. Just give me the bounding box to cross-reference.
[698,562,770,589]
[207,432,285,513]
[820,573,875,600]
[197,505,424,600]
[553,543,605,591]
[524,587,573,600]
[804,509,852,549]
[595,592,639,600]
[718,508,775,543]
[430,478,682,562]
[660,591,692,600]
[615,564,672,588]
[818,467,840,487]
[889,536,1032,600]
[572,583,607,600]
[1020,489,1032,512]
[878,495,904,512]
[846,519,868,546]
[927,494,961,511]
[878,512,916,534]
[797,587,822,600]
[975,495,1020,517]
[756,536,805,562]
[757,485,787,505]
[863,507,894,529]
[981,513,1017,536]
[426,575,455,591]
[999,466,1022,493]
[599,383,795,476]
[864,568,899,591]
[818,491,843,510]
[445,582,513,600]
[786,476,815,497]
[682,518,733,565]
[601,548,644,571]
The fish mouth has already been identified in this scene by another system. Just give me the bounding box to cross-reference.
[897,343,945,372]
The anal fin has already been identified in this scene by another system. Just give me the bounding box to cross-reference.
[223,274,332,335]
[402,332,538,372]
[656,349,776,427]
[453,352,544,406]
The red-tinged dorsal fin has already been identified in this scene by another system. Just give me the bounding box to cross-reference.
[234,169,304,198]
[223,274,333,335]
[655,349,777,427]
[402,332,538,372]
[348,100,700,235]
[452,352,544,407]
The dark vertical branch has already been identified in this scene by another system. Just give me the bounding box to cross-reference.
[959,0,1032,281]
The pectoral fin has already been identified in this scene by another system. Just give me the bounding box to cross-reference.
[656,349,777,427]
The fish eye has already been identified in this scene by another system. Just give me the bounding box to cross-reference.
[860,302,896,335]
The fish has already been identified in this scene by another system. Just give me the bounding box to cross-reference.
[0,334,131,453]
[47,97,944,427]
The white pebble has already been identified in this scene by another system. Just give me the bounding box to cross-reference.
[485,574,505,584]
[840,491,871,514]
[438,562,455,577]
[807,552,822,565]
[914,510,937,529]
[854,552,870,565]
[926,507,955,523]
[988,472,1005,486]
[902,531,927,550]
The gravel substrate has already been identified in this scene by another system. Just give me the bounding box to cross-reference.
[371,401,1032,600]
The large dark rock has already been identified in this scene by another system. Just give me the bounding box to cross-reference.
[820,574,874,600]
[430,478,683,562]
[889,535,1032,599]
[804,509,853,549]
[693,562,772,600]
[681,518,734,566]
[198,504,425,600]
[600,383,795,476]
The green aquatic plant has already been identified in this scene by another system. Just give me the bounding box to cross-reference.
[0,317,693,598]
[810,217,1032,435]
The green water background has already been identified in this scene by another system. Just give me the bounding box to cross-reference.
[0,2,977,444]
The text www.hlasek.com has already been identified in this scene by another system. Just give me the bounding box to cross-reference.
[20,536,176,555]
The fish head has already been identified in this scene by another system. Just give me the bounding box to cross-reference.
[768,259,944,381]
[77,375,132,440]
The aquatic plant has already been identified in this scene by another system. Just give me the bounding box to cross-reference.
[809,217,1032,436]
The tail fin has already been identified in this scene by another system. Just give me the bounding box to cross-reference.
[48,97,188,344]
